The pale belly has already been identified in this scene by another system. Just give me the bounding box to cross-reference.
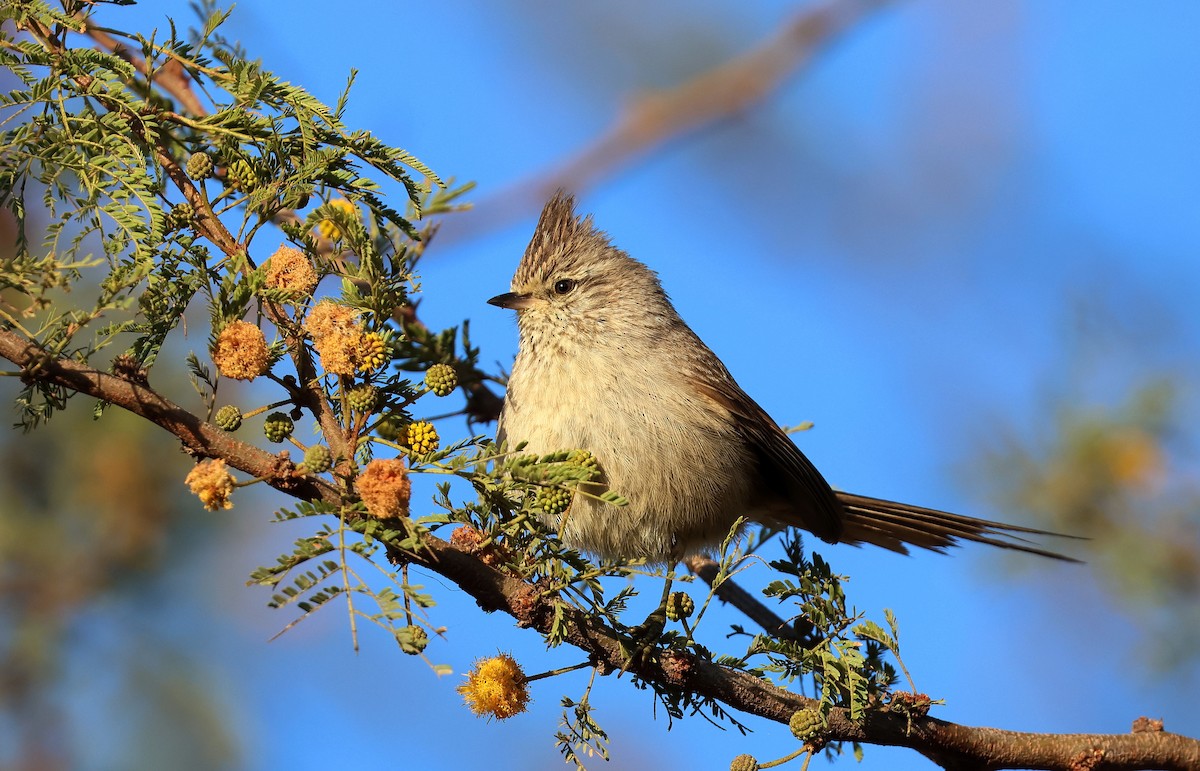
[501,349,752,562]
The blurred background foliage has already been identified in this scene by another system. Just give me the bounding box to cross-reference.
[1,1,1197,769]
[971,288,1200,669]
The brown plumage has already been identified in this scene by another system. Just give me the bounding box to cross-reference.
[490,192,1078,564]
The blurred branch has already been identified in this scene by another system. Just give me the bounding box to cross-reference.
[82,20,206,115]
[447,0,894,243]
[685,555,819,646]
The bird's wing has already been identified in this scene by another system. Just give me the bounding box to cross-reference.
[691,375,845,543]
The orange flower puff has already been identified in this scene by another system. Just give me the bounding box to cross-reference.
[458,653,531,720]
[355,458,411,519]
[211,320,269,381]
[304,299,366,375]
[264,245,318,297]
[185,458,235,511]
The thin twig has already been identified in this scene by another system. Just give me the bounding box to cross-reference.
[684,555,819,646]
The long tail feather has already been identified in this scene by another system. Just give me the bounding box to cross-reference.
[836,492,1083,563]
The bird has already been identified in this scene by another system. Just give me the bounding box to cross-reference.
[488,192,1076,566]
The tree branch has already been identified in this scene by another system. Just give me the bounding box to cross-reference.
[447,0,895,243]
[3,333,1196,770]
[685,554,819,646]
[0,329,338,504]
[81,22,206,116]
[396,517,1200,771]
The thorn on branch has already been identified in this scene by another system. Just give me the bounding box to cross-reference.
[1132,716,1164,733]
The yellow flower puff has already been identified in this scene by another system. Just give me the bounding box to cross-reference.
[185,458,235,511]
[458,653,530,720]
[304,300,366,376]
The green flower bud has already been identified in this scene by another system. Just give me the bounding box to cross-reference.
[665,591,695,621]
[347,384,378,414]
[264,411,294,443]
[186,151,213,180]
[398,624,429,655]
[788,707,824,742]
[302,444,332,474]
[729,755,760,771]
[167,202,194,230]
[226,159,257,192]
[215,404,242,431]
[567,449,600,478]
[424,363,458,397]
[537,486,572,516]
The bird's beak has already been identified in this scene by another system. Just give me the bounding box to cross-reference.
[488,292,535,310]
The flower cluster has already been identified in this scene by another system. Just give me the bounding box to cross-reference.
[185,151,213,180]
[402,420,439,455]
[457,653,530,720]
[536,486,571,516]
[304,300,368,375]
[166,202,194,230]
[358,331,389,372]
[424,363,457,397]
[226,158,257,192]
[729,755,760,771]
[302,445,333,474]
[264,245,318,297]
[185,458,235,511]
[665,591,695,621]
[315,197,358,241]
[211,320,270,381]
[347,384,378,414]
[264,412,294,443]
[398,625,429,655]
[788,707,826,744]
[355,458,411,519]
[215,404,242,431]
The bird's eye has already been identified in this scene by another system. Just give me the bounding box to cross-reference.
[553,279,577,295]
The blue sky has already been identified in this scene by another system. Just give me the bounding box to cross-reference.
[43,1,1200,769]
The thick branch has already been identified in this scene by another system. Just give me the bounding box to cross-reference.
[397,523,1199,771]
[3,332,1197,769]
[0,329,339,505]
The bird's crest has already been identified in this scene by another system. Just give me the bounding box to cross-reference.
[514,191,608,285]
